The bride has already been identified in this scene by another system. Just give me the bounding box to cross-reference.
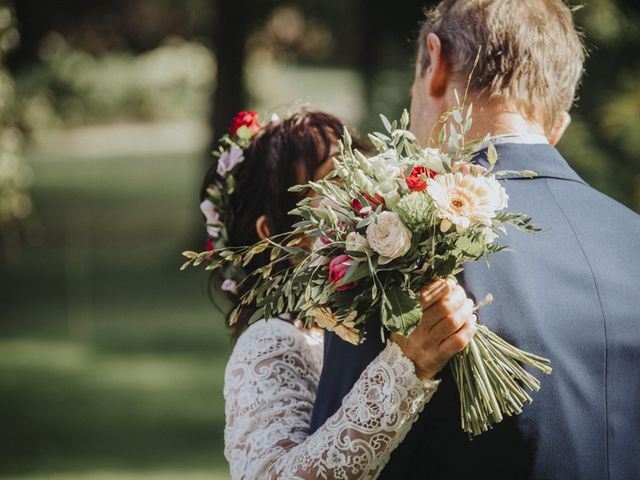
[199,110,477,479]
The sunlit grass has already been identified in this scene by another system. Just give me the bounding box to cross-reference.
[1,137,233,479]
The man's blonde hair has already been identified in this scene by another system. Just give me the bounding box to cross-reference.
[418,0,585,130]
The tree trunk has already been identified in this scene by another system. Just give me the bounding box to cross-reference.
[209,0,248,147]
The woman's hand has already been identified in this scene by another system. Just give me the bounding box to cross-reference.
[389,279,476,380]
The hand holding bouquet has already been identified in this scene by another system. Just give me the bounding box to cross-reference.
[183,106,552,436]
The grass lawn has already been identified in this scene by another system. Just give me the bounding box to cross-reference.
[0,131,233,479]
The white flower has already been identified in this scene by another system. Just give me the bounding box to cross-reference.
[426,172,509,234]
[368,150,401,180]
[345,232,371,261]
[221,278,238,295]
[485,176,509,210]
[216,143,244,176]
[365,211,412,265]
[200,199,223,238]
[377,179,401,209]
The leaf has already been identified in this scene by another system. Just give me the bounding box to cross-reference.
[455,236,484,257]
[343,127,353,148]
[235,125,252,140]
[248,307,265,325]
[380,114,392,133]
[372,132,392,142]
[487,142,498,167]
[453,109,463,124]
[401,109,410,129]
[383,288,423,335]
[368,134,387,151]
[335,262,370,287]
[356,215,374,229]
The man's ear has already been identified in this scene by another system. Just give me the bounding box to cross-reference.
[255,214,270,240]
[548,112,571,146]
[426,33,449,98]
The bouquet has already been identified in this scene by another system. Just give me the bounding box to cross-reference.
[183,105,552,436]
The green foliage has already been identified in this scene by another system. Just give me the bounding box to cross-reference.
[0,4,32,229]
[16,36,215,129]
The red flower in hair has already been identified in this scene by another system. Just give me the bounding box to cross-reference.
[229,111,260,136]
[405,166,438,192]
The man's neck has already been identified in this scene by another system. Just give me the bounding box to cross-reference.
[463,102,547,140]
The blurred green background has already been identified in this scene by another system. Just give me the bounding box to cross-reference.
[0,0,638,478]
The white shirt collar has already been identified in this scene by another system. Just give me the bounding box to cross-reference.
[480,133,549,149]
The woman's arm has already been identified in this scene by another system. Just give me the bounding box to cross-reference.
[223,319,439,480]
[225,280,476,479]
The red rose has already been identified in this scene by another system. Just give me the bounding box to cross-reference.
[405,166,438,192]
[229,111,260,136]
[328,254,356,291]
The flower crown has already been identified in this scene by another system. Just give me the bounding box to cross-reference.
[200,111,262,294]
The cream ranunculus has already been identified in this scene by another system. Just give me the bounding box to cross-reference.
[426,172,509,234]
[345,232,372,261]
[365,211,412,265]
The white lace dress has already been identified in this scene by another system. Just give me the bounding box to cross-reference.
[223,318,441,480]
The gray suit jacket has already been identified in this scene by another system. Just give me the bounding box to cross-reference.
[310,143,640,479]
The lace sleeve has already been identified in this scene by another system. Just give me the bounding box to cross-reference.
[223,319,440,480]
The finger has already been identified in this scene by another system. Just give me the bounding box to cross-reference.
[439,314,477,357]
[417,279,450,310]
[421,285,467,328]
[429,298,474,339]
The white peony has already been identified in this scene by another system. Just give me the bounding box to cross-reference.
[368,150,401,180]
[365,211,413,265]
[345,232,372,261]
[426,172,509,234]
[200,199,223,238]
[216,143,245,176]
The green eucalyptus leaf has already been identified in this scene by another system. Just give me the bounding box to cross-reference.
[383,288,422,336]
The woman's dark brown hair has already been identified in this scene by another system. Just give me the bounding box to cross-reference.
[200,110,361,338]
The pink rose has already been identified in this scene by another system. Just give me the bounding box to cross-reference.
[328,254,356,291]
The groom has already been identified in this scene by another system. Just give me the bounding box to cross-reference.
[311,0,640,479]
